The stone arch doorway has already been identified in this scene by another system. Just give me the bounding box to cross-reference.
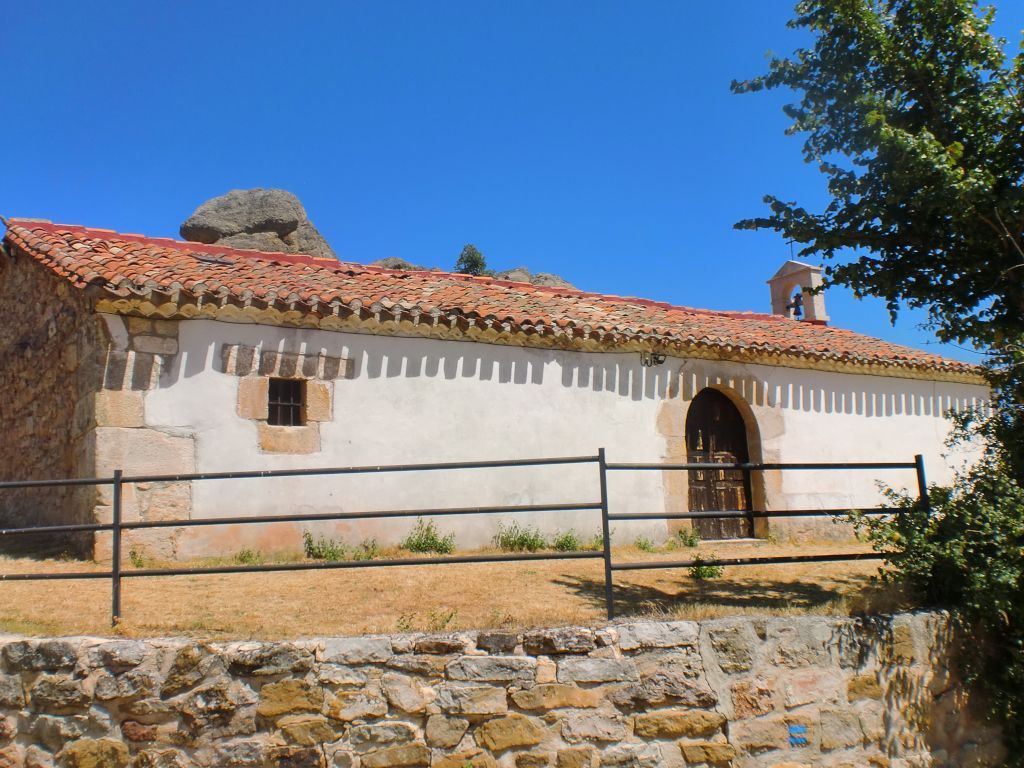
[685,388,754,539]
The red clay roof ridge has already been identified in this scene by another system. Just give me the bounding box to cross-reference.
[5,219,795,325]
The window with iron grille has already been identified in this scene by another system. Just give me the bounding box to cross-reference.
[267,378,305,426]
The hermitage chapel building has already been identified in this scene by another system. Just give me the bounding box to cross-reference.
[0,219,988,560]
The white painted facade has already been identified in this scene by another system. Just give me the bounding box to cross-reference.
[127,318,987,558]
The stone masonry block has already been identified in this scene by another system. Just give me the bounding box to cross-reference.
[305,381,332,422]
[58,738,130,768]
[151,320,178,338]
[128,351,160,391]
[617,621,699,650]
[557,657,638,683]
[511,684,602,710]
[382,672,436,713]
[432,751,494,768]
[94,390,145,428]
[426,715,469,748]
[560,712,627,743]
[132,336,178,355]
[259,351,302,377]
[237,377,270,420]
[446,656,536,683]
[258,423,321,454]
[632,709,726,739]
[848,674,883,701]
[679,741,736,765]
[321,636,393,664]
[732,676,776,718]
[126,318,154,335]
[321,354,352,380]
[436,683,507,715]
[820,707,864,751]
[360,744,430,768]
[474,713,546,751]
[555,748,595,768]
[730,716,790,753]
[301,353,321,378]
[94,427,195,505]
[220,344,258,376]
[784,669,844,708]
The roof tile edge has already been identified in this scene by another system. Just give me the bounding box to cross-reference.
[1,218,985,383]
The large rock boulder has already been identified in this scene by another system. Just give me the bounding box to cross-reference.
[370,257,430,271]
[494,266,575,289]
[180,189,336,260]
[367,260,576,289]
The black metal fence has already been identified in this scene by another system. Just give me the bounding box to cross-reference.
[0,451,928,625]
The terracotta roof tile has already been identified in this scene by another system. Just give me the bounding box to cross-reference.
[2,219,975,377]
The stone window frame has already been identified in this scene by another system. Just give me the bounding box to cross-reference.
[224,344,352,455]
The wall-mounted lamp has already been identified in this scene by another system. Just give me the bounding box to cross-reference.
[640,351,667,367]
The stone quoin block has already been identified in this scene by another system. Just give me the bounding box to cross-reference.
[237,376,270,420]
[257,422,320,454]
[93,390,145,428]
[304,380,333,422]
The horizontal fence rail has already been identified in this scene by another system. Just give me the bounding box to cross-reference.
[0,502,604,537]
[604,461,919,471]
[607,508,901,521]
[609,551,889,572]
[0,455,601,491]
[0,451,929,625]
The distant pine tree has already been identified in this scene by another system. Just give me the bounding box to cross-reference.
[454,244,488,276]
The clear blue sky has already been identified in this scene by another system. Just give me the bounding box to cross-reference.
[4,2,1022,362]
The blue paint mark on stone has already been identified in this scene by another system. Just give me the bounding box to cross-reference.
[788,723,809,747]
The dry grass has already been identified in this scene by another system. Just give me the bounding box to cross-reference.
[0,540,908,640]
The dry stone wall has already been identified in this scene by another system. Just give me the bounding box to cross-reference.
[0,612,1003,767]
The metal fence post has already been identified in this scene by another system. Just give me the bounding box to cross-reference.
[598,448,615,620]
[913,454,930,515]
[111,469,123,627]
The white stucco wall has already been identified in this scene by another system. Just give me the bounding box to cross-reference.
[136,319,988,557]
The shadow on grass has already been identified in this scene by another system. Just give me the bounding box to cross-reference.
[554,570,907,618]
[0,535,86,562]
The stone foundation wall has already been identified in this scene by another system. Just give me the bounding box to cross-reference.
[0,612,1003,767]
[0,246,108,554]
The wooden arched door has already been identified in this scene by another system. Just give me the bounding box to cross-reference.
[685,389,753,539]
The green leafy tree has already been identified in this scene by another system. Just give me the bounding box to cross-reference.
[454,244,489,276]
[732,0,1024,349]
